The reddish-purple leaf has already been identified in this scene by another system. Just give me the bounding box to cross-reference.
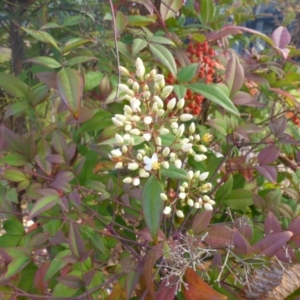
[57,67,83,119]
[256,165,277,183]
[34,261,50,292]
[69,223,85,258]
[233,228,249,255]
[264,212,281,235]
[233,217,252,242]
[50,230,68,245]
[35,140,52,175]
[272,26,291,48]
[65,144,77,162]
[28,194,59,219]
[252,193,266,210]
[83,270,96,286]
[143,242,163,299]
[225,53,244,95]
[257,145,280,165]
[269,116,287,137]
[56,275,83,289]
[156,276,178,300]
[35,72,57,89]
[46,154,65,164]
[52,130,68,156]
[289,216,300,246]
[68,189,81,209]
[136,228,166,242]
[250,231,293,257]
[203,225,233,248]
[192,210,212,235]
[207,27,243,41]
[275,246,296,263]
[174,49,191,67]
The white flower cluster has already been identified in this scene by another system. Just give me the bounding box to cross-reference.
[109,58,214,217]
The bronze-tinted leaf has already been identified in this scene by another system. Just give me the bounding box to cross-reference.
[203,225,233,248]
[264,212,281,235]
[192,210,212,235]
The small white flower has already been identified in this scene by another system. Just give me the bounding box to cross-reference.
[204,203,213,211]
[133,178,140,186]
[111,149,122,157]
[176,210,184,218]
[177,98,185,109]
[143,133,151,141]
[180,114,193,122]
[199,145,208,152]
[162,147,170,157]
[167,98,176,110]
[123,177,133,183]
[115,134,124,144]
[187,199,194,207]
[139,168,150,178]
[130,128,141,135]
[162,161,169,169]
[112,117,123,127]
[128,162,139,170]
[160,193,168,201]
[174,159,182,169]
[159,128,169,135]
[163,206,172,215]
[143,153,160,171]
[115,162,123,169]
[179,193,187,200]
[182,143,193,152]
[189,122,195,134]
[189,136,194,141]
[202,183,212,191]
[144,116,153,125]
[199,172,209,181]
[135,57,145,79]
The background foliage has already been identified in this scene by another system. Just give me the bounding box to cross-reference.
[1,0,300,299]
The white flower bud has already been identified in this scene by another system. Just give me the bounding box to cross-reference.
[162,161,169,169]
[112,117,123,127]
[203,195,210,201]
[175,159,182,169]
[119,66,130,76]
[123,177,132,183]
[182,143,193,152]
[208,199,216,205]
[115,114,127,122]
[204,203,213,211]
[176,210,184,218]
[144,116,153,125]
[150,69,157,77]
[194,134,200,141]
[198,197,203,204]
[127,78,133,85]
[194,202,201,209]
[177,98,185,109]
[128,162,139,170]
[152,102,158,112]
[115,134,124,144]
[130,128,141,135]
[123,134,131,141]
[182,182,189,188]
[135,57,145,79]
[187,171,194,180]
[179,186,185,192]
[194,171,200,178]
[189,136,194,141]
[122,145,128,153]
[153,96,164,108]
[131,115,140,122]
[115,162,123,169]
[163,206,172,215]
[157,109,165,117]
[187,199,194,207]
[138,149,146,155]
[125,124,132,132]
[160,193,168,201]
[162,147,170,157]
[142,91,151,99]
[194,154,204,162]
[145,74,150,80]
[118,83,130,93]
[111,149,122,157]
[130,98,141,112]
[167,98,176,110]
[155,137,162,147]
[171,122,179,129]
[124,105,132,114]
[176,124,185,137]
[132,81,139,92]
[199,172,209,181]
[180,114,193,122]
[154,74,164,82]
[179,192,186,200]
[189,123,195,134]
[199,145,208,152]
[133,178,140,186]
[143,133,151,141]
[159,128,169,135]
[137,153,143,161]
[160,85,173,99]
[139,168,149,178]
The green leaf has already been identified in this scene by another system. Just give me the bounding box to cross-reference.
[149,44,177,75]
[3,219,25,235]
[116,11,127,35]
[191,34,206,43]
[132,38,148,56]
[142,175,164,243]
[25,56,61,68]
[66,56,97,67]
[177,64,198,83]
[22,27,61,52]
[127,15,156,27]
[57,67,83,119]
[0,73,29,98]
[161,164,187,179]
[4,100,29,119]
[5,255,30,278]
[223,189,253,211]
[173,84,187,100]
[45,250,72,281]
[215,175,233,202]
[28,194,59,219]
[78,110,112,133]
[63,38,93,54]
[2,169,28,182]
[187,83,240,116]
[200,0,214,26]
[160,0,183,21]
[35,139,52,175]
[62,15,83,27]
[84,71,103,91]
[147,36,175,46]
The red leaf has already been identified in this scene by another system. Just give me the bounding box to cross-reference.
[35,72,57,89]
[34,261,50,292]
[256,165,277,183]
[289,216,300,246]
[203,225,233,248]
[183,268,228,300]
[264,212,281,235]
[257,145,280,165]
[233,228,249,255]
[156,276,178,300]
[192,210,212,235]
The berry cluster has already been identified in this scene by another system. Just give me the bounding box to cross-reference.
[165,41,217,115]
